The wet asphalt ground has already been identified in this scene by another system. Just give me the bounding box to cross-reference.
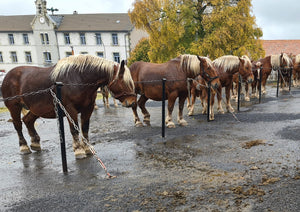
[0,85,299,212]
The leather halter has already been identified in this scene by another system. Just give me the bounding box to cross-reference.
[107,77,137,100]
[200,61,219,83]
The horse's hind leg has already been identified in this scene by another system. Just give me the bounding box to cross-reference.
[178,95,188,126]
[22,111,41,151]
[8,104,31,154]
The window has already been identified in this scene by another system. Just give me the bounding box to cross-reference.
[95,33,102,45]
[112,33,118,45]
[80,33,86,45]
[45,33,49,44]
[25,52,32,63]
[66,52,73,57]
[8,34,14,45]
[97,52,104,58]
[11,52,18,63]
[43,52,51,63]
[64,33,70,44]
[23,34,29,44]
[40,33,49,44]
[80,52,88,55]
[113,52,120,63]
[0,52,3,63]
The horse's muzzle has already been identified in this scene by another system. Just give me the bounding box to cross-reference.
[247,76,254,84]
[122,100,136,108]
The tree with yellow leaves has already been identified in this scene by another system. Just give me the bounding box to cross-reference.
[129,0,264,62]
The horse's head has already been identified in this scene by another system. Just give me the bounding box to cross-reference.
[238,56,254,84]
[252,61,262,80]
[197,56,221,89]
[280,53,293,74]
[108,60,137,108]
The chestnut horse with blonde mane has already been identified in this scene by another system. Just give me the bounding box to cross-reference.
[130,54,220,128]
[187,55,254,119]
[1,54,136,159]
[251,53,292,96]
[293,54,300,87]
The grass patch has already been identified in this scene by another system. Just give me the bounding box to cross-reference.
[0,107,8,113]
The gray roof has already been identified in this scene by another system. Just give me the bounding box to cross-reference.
[0,15,34,32]
[0,13,133,32]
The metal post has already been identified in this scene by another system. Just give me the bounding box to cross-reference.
[55,82,68,173]
[259,67,262,104]
[207,82,211,122]
[162,78,166,138]
[237,74,241,112]
[289,68,292,92]
[276,69,280,97]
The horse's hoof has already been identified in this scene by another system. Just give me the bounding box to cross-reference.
[20,145,32,154]
[30,143,41,151]
[166,122,176,128]
[245,97,250,102]
[74,149,87,159]
[135,121,144,127]
[178,120,188,126]
[188,111,193,116]
[143,121,151,126]
[84,147,93,156]
[218,110,225,114]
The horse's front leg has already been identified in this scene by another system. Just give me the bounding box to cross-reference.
[216,87,224,114]
[178,95,188,126]
[66,107,86,159]
[138,95,150,126]
[166,93,177,128]
[244,82,250,101]
[132,98,143,127]
[22,111,41,151]
[188,89,196,116]
[225,86,234,113]
[80,104,95,156]
[209,90,216,121]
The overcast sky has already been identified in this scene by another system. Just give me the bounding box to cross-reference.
[0,0,299,40]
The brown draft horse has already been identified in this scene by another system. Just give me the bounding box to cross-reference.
[231,61,262,102]
[187,55,254,119]
[1,55,136,159]
[213,55,254,114]
[251,53,292,96]
[129,54,221,128]
[293,54,300,87]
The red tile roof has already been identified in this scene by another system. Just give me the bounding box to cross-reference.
[262,40,300,56]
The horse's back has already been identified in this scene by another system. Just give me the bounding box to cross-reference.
[1,66,53,98]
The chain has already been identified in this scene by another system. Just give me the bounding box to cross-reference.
[49,89,115,179]
[0,87,53,102]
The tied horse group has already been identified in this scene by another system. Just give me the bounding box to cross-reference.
[1,53,299,159]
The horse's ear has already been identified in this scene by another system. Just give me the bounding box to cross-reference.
[119,60,125,78]
[239,57,245,65]
[197,55,206,64]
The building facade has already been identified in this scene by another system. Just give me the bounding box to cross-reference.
[0,0,147,73]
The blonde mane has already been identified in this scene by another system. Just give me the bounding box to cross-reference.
[295,54,300,64]
[282,53,293,67]
[271,54,280,69]
[180,54,213,76]
[213,55,240,72]
[51,54,134,89]
[241,55,251,66]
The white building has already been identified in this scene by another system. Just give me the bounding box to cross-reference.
[0,0,147,73]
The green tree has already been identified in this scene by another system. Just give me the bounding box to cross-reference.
[127,37,150,66]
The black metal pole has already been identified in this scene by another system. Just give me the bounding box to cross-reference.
[259,67,262,104]
[276,69,280,97]
[207,82,211,122]
[162,78,166,138]
[55,82,68,173]
[289,68,292,91]
[237,74,241,112]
